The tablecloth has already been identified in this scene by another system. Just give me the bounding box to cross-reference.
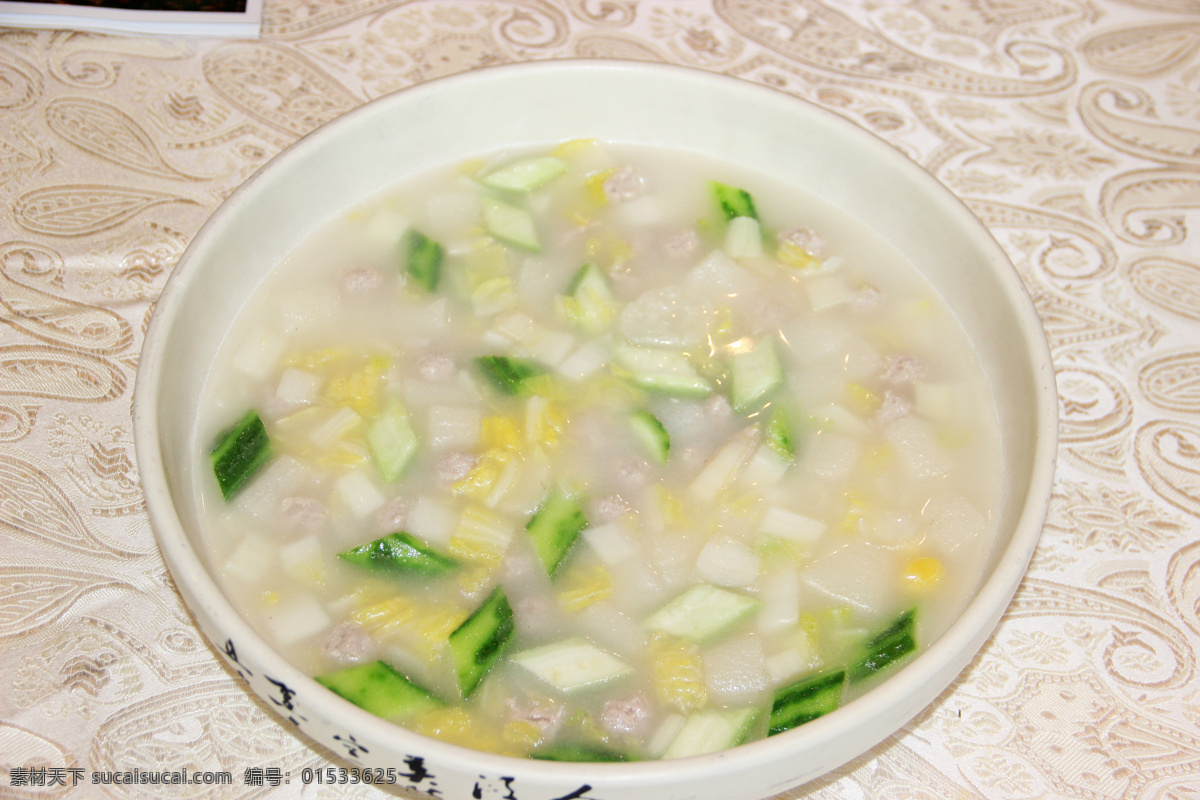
[1,0,1199,797]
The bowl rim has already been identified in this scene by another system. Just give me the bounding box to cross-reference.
[134,58,1058,790]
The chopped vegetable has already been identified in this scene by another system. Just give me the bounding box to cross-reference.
[525,487,588,576]
[448,587,515,698]
[315,660,443,719]
[211,409,272,500]
[406,230,443,292]
[481,156,568,193]
[630,410,670,463]
[366,400,418,482]
[483,196,541,251]
[712,181,758,221]
[768,669,845,735]
[664,706,761,758]
[531,743,630,763]
[475,355,548,396]
[512,638,633,691]
[730,339,783,413]
[847,608,918,683]
[643,584,759,643]
[338,531,459,577]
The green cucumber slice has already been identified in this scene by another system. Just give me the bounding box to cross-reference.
[630,410,670,463]
[712,181,758,221]
[765,406,796,461]
[525,487,588,576]
[642,584,759,643]
[448,587,514,698]
[475,355,548,396]
[530,743,631,763]
[315,660,442,720]
[768,669,845,735]
[483,196,541,252]
[366,400,418,483]
[512,638,633,691]
[561,262,616,335]
[406,230,442,292]
[847,608,918,683]
[210,409,272,500]
[663,706,761,758]
[730,340,783,413]
[481,156,567,193]
[338,531,458,577]
[615,344,712,399]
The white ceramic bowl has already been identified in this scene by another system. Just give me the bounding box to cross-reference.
[134,61,1057,800]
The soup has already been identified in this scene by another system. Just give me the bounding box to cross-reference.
[195,140,1001,761]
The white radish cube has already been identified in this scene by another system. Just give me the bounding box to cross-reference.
[274,368,323,407]
[364,203,409,247]
[427,405,481,451]
[800,431,861,481]
[334,471,386,519]
[266,594,331,646]
[740,444,790,487]
[760,506,826,544]
[703,634,768,701]
[757,568,800,632]
[280,535,321,576]
[584,519,640,565]
[807,275,854,311]
[232,326,285,380]
[557,342,609,381]
[695,539,759,588]
[688,428,757,499]
[224,534,274,582]
[406,497,459,548]
[526,330,576,367]
[885,415,951,479]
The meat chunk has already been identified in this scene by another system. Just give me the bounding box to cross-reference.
[664,229,700,259]
[603,166,646,201]
[506,697,565,739]
[589,493,632,524]
[278,496,327,537]
[882,354,925,385]
[341,268,384,296]
[601,694,650,734]
[777,226,826,259]
[373,496,411,533]
[877,390,911,424]
[322,622,373,663]
[436,451,478,485]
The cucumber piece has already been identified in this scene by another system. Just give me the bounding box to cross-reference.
[366,400,418,483]
[530,743,630,763]
[475,355,547,396]
[406,230,443,292]
[730,340,783,413]
[765,406,796,461]
[315,660,442,720]
[448,587,514,698]
[642,584,759,643]
[512,638,633,692]
[483,196,541,252]
[561,262,615,335]
[847,608,918,683]
[712,181,758,221]
[525,487,588,576]
[768,669,845,735]
[338,531,458,577]
[210,409,272,500]
[663,706,761,758]
[481,156,567,193]
[725,215,764,258]
[630,410,670,463]
[615,343,712,399]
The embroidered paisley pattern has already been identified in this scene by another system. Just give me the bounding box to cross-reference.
[0,2,1197,798]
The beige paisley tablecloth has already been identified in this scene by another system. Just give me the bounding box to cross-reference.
[2,0,1200,798]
